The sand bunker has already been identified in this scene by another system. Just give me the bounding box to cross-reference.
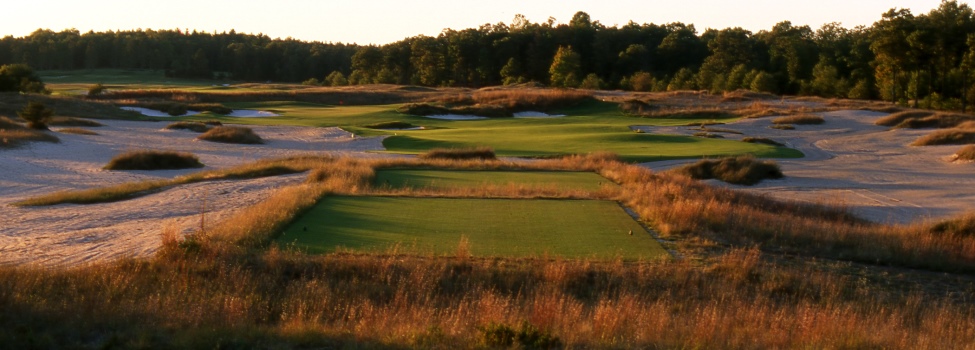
[228,110,280,117]
[121,107,199,117]
[514,111,566,118]
[424,114,488,120]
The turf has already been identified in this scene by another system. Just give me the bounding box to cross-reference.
[374,170,615,191]
[279,196,668,260]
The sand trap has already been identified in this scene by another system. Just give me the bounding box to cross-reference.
[640,110,975,225]
[514,111,566,118]
[228,110,280,117]
[121,107,199,117]
[424,114,488,120]
[0,120,395,267]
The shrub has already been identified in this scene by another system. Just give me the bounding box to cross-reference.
[742,137,785,146]
[675,156,784,185]
[197,126,264,144]
[57,128,98,135]
[165,121,211,133]
[103,150,204,170]
[954,145,975,161]
[772,114,824,125]
[363,121,416,129]
[17,101,54,130]
[87,83,106,96]
[47,117,103,127]
[619,100,655,116]
[418,147,496,161]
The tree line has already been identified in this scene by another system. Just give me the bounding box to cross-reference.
[2,1,974,109]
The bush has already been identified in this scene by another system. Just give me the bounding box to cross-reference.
[742,137,785,146]
[675,156,784,185]
[772,114,824,125]
[103,150,204,170]
[418,147,496,160]
[165,121,211,132]
[0,116,59,148]
[197,126,264,144]
[619,100,655,116]
[17,101,54,130]
[929,213,975,237]
[87,83,106,96]
[954,145,975,161]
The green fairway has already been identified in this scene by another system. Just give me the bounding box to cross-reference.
[374,170,615,191]
[279,196,668,260]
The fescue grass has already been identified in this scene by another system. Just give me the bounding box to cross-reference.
[56,127,98,135]
[953,144,975,161]
[769,124,795,130]
[772,114,825,125]
[911,122,975,146]
[47,116,103,127]
[419,147,496,160]
[875,110,935,127]
[469,88,594,111]
[742,136,785,146]
[0,116,59,148]
[197,126,263,144]
[894,112,975,129]
[673,156,784,185]
[280,196,667,259]
[374,169,613,192]
[103,150,205,170]
[692,132,723,138]
[165,121,211,132]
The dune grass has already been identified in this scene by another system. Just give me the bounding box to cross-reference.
[742,136,785,146]
[279,196,666,259]
[374,169,613,192]
[197,126,263,144]
[772,114,825,125]
[673,156,783,185]
[954,145,975,161]
[769,124,795,130]
[47,116,103,127]
[56,127,98,135]
[911,123,975,146]
[419,147,496,160]
[103,150,205,170]
[0,116,59,148]
[876,110,975,129]
[165,121,211,132]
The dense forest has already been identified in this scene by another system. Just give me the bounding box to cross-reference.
[2,1,975,109]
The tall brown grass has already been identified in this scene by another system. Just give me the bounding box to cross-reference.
[103,150,205,170]
[772,114,825,125]
[197,126,264,144]
[673,156,783,185]
[953,144,975,161]
[0,116,59,148]
[911,122,975,146]
[419,147,497,161]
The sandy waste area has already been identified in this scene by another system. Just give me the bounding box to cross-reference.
[2,109,973,267]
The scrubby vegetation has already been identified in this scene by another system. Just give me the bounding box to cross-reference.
[0,116,59,148]
[772,114,825,125]
[953,144,975,161]
[674,156,784,185]
[418,147,497,160]
[17,101,53,130]
[165,121,211,132]
[56,127,98,135]
[911,122,975,146]
[769,124,795,130]
[742,137,785,146]
[197,126,264,144]
[103,150,204,170]
[877,110,975,129]
[47,116,103,127]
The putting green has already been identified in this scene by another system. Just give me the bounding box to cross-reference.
[374,170,615,191]
[279,196,668,260]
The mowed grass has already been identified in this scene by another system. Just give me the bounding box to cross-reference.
[279,196,667,260]
[375,169,614,191]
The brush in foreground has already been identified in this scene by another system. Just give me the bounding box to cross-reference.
[103,150,204,170]
[419,147,496,160]
[197,126,263,144]
[952,145,975,161]
[772,114,824,125]
[674,156,783,185]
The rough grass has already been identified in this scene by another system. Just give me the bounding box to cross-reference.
[893,113,975,129]
[0,116,60,148]
[953,145,975,161]
[419,147,496,161]
[197,126,264,144]
[911,122,975,146]
[742,137,785,146]
[772,114,825,125]
[165,121,211,132]
[56,127,98,135]
[47,116,103,127]
[674,156,784,185]
[103,150,204,170]
[875,110,935,127]
[769,124,795,130]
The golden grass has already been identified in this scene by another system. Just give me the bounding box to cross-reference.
[772,114,825,125]
[911,122,975,146]
[197,126,263,144]
[103,150,204,170]
[5,154,975,347]
[673,156,783,185]
[418,147,497,160]
[55,127,98,135]
[47,116,104,127]
[0,116,60,148]
[875,110,936,127]
[953,144,975,161]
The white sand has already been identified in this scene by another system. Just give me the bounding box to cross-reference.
[0,120,389,267]
[638,110,975,224]
[423,114,488,120]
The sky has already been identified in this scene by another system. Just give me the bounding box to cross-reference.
[0,0,951,45]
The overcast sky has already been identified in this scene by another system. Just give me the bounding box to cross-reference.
[0,0,949,45]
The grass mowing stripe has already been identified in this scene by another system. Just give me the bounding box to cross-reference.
[279,196,668,260]
[374,170,614,191]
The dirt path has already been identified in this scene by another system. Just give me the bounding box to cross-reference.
[638,110,975,224]
[0,120,388,266]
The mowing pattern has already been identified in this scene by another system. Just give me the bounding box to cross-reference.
[374,170,614,191]
[280,196,667,260]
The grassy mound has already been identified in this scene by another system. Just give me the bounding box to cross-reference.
[363,121,416,129]
[742,137,785,146]
[0,116,59,148]
[48,116,103,127]
[57,128,98,135]
[953,145,975,161]
[396,103,450,116]
[197,126,264,144]
[397,103,512,118]
[911,123,975,146]
[103,150,204,170]
[675,156,784,185]
[166,121,211,132]
[875,111,935,127]
[419,147,496,160]
[929,213,975,237]
[772,114,824,125]
[769,124,795,130]
[892,112,975,129]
